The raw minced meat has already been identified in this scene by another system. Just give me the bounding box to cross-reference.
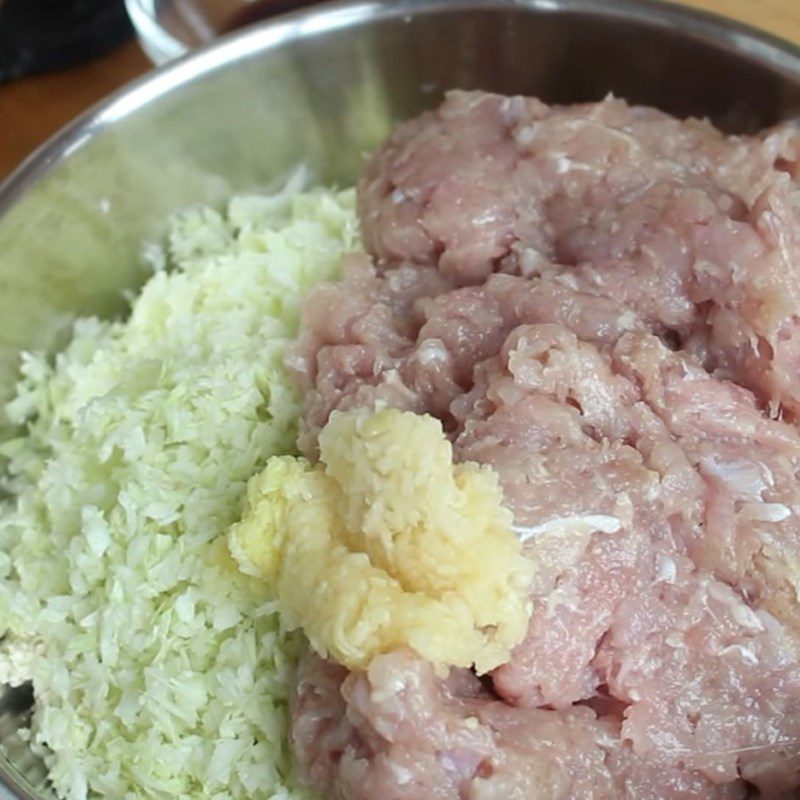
[289,92,800,799]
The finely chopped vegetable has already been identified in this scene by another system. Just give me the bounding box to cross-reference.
[0,182,359,800]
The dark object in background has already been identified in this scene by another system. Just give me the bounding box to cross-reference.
[0,0,132,85]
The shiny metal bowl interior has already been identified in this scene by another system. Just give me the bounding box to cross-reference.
[3,0,800,797]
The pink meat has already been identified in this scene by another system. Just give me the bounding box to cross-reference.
[287,253,454,452]
[613,332,800,629]
[596,568,800,793]
[359,90,800,413]
[451,324,657,708]
[292,649,747,800]
[288,92,800,799]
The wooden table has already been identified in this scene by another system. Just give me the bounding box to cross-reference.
[1,0,799,180]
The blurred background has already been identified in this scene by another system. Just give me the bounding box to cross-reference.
[0,0,798,181]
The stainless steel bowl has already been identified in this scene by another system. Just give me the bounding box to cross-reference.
[3,1,800,797]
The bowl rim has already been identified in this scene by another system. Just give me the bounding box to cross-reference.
[3,0,800,224]
[124,0,190,64]
[3,0,800,798]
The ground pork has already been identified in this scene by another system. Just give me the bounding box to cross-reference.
[288,91,800,799]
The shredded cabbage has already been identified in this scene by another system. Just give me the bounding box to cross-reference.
[0,182,358,800]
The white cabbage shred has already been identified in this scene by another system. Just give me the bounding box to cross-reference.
[0,183,359,800]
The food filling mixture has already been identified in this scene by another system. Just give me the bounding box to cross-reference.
[4,91,800,799]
